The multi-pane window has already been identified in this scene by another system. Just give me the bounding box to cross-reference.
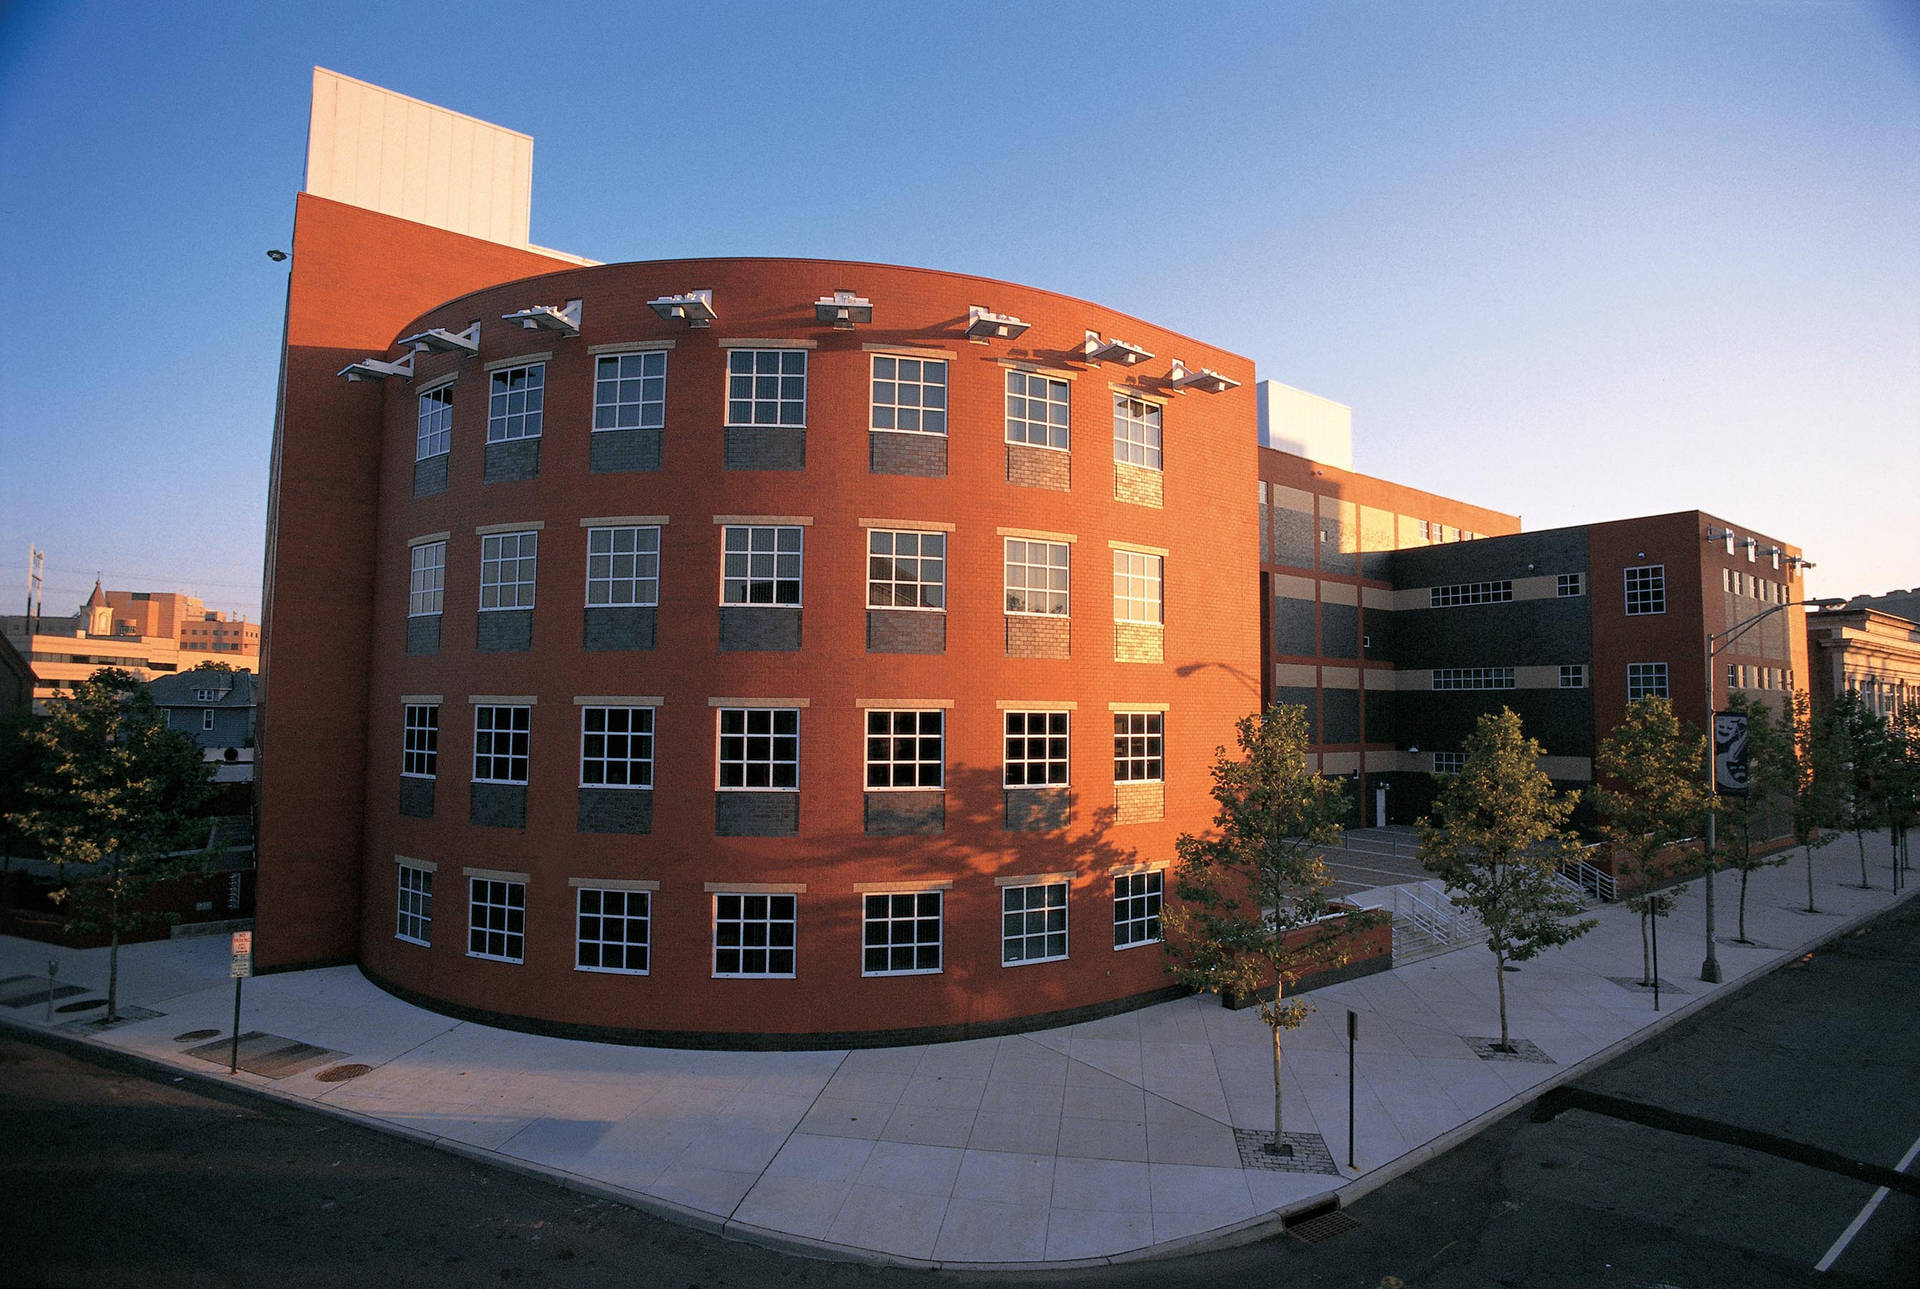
[580,707,654,788]
[202,709,215,732]
[1433,751,1467,774]
[1005,370,1070,449]
[396,866,432,945]
[1430,581,1513,608]
[1113,550,1163,624]
[417,385,452,460]
[576,887,649,974]
[472,706,530,784]
[487,363,544,442]
[717,708,799,789]
[1005,711,1070,787]
[867,530,945,609]
[592,351,666,431]
[1432,667,1516,691]
[1628,662,1670,701]
[1624,565,1666,616]
[1113,713,1164,782]
[1112,394,1163,469]
[1002,882,1068,964]
[713,892,796,977]
[721,525,802,605]
[408,542,446,617]
[479,531,538,610]
[870,356,947,433]
[1005,539,1069,615]
[403,704,439,778]
[726,349,806,427]
[862,892,942,975]
[585,525,660,607]
[865,710,944,789]
[468,877,526,962]
[1728,663,1741,690]
[1560,665,1588,689]
[1556,573,1585,597]
[1113,872,1162,948]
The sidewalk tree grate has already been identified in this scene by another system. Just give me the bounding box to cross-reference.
[55,999,106,1013]
[314,1063,373,1083]
[1287,1210,1362,1244]
[1606,976,1690,997]
[0,983,89,1009]
[174,1029,221,1042]
[1466,1036,1554,1064]
[1234,1129,1339,1174]
[67,1005,163,1030]
[183,1031,344,1079]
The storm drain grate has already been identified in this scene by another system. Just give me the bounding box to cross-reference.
[1288,1210,1362,1244]
[314,1063,373,1083]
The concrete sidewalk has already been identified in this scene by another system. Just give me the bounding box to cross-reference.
[2,835,1911,1269]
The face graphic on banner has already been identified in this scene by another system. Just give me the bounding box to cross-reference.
[1714,712,1749,795]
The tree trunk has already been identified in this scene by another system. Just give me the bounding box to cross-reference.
[1857,829,1869,889]
[1649,913,1661,1012]
[1494,946,1510,1052]
[1639,907,1651,985]
[107,906,120,1023]
[1737,868,1750,942]
[1269,1018,1285,1153]
[1806,848,1817,914]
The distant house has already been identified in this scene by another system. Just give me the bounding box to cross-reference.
[149,666,257,782]
[0,632,30,718]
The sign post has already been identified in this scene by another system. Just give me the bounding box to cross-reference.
[228,931,252,1075]
[1346,1009,1359,1170]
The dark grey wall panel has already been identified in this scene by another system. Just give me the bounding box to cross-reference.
[476,609,533,653]
[1004,787,1072,831]
[1273,509,1315,569]
[1321,602,1359,659]
[864,791,945,835]
[715,792,800,836]
[584,606,657,651]
[1273,596,1316,657]
[871,433,947,477]
[1273,686,1318,740]
[399,777,435,818]
[578,788,653,835]
[868,610,944,654]
[1323,689,1360,744]
[406,615,441,657]
[719,606,802,652]
[483,438,540,483]
[725,426,805,471]
[1363,689,1396,745]
[412,454,449,498]
[589,428,662,473]
[470,783,527,828]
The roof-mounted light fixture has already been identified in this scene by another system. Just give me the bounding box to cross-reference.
[1084,330,1152,366]
[337,353,415,382]
[965,306,1030,342]
[1168,358,1240,393]
[400,323,481,355]
[503,299,582,336]
[648,290,716,328]
[815,289,873,329]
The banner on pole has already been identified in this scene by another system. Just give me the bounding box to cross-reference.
[1714,711,1749,796]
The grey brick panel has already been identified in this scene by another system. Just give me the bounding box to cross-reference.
[724,426,806,471]
[399,777,435,818]
[577,788,653,835]
[719,606,801,652]
[470,783,527,828]
[1004,787,1072,832]
[863,791,945,835]
[405,615,441,657]
[483,438,540,483]
[715,792,800,836]
[412,454,449,498]
[476,609,533,653]
[588,427,663,474]
[583,605,657,651]
[867,609,945,654]
[870,433,947,477]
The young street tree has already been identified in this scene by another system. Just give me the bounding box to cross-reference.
[1719,693,1792,941]
[11,669,216,1020]
[1764,690,1842,913]
[1163,704,1382,1156]
[1419,708,1595,1052]
[1822,690,1891,890]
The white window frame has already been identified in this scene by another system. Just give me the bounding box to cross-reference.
[1113,712,1163,783]
[1113,871,1163,949]
[396,865,432,946]
[861,891,943,976]
[1433,751,1467,774]
[592,350,667,432]
[1556,573,1585,597]
[487,362,545,442]
[1112,393,1163,470]
[408,541,446,617]
[870,355,948,434]
[1559,665,1587,690]
[1432,667,1516,691]
[585,525,661,607]
[417,384,452,460]
[1004,710,1070,788]
[1624,565,1666,616]
[1005,369,1070,450]
[726,348,807,428]
[202,708,215,732]
[580,706,654,789]
[479,531,538,611]
[864,709,944,790]
[717,707,800,791]
[866,529,946,611]
[721,525,803,606]
[403,704,438,778]
[1430,580,1513,608]
[1002,882,1068,965]
[1112,549,1163,625]
[472,705,530,785]
[1005,538,1070,616]
[468,877,526,963]
[712,891,797,978]
[1627,661,1671,701]
[575,886,650,974]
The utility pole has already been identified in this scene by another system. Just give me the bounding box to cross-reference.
[26,543,44,631]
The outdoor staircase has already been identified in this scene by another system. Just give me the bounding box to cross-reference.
[1355,880,1489,964]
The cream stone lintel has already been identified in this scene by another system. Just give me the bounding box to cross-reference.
[1107,701,1170,713]
[408,531,451,548]
[708,697,811,708]
[580,515,668,528]
[1511,575,1563,602]
[463,866,530,883]
[1273,663,1317,688]
[1514,666,1573,690]
[853,879,955,893]
[855,698,955,709]
[573,695,664,707]
[400,694,444,705]
[1320,752,1360,774]
[1537,756,1594,781]
[1320,582,1358,607]
[1321,667,1359,690]
[1268,484,1314,514]
[1271,572,1316,601]
[1362,586,1393,610]
[997,526,1076,543]
[587,339,676,355]
[995,700,1078,711]
[862,343,951,360]
[996,359,1077,380]
[468,694,536,705]
[1108,382,1163,402]
[722,338,817,350]
[394,855,437,872]
[1108,539,1170,557]
[569,876,660,891]
[859,517,956,533]
[994,872,1075,887]
[713,514,814,526]
[483,352,552,372]
[1108,859,1171,876]
[475,521,544,535]
[415,373,456,395]
[704,881,807,894]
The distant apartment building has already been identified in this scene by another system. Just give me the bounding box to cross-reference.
[3,580,261,709]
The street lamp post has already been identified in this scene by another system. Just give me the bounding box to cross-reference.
[1700,597,1846,983]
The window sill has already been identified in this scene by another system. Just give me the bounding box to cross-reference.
[574,965,650,976]
[395,934,430,947]
[861,968,944,978]
[1000,954,1068,968]
[466,952,524,964]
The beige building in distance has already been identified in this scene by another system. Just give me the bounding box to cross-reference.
[3,581,261,709]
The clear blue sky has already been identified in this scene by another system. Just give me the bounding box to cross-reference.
[2,0,1915,621]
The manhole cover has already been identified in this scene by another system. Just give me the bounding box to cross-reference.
[1288,1210,1361,1245]
[175,1029,222,1042]
[55,999,106,1013]
[314,1063,373,1082]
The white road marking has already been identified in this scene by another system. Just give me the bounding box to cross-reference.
[1814,1129,1920,1273]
